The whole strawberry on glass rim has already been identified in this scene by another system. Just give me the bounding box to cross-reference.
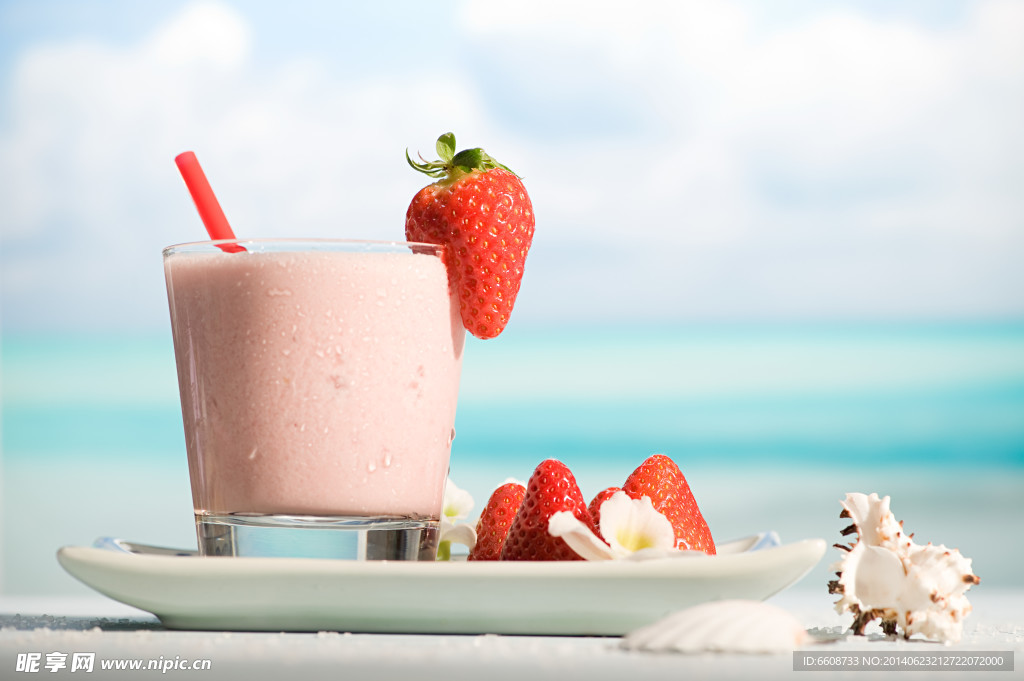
[406,133,535,339]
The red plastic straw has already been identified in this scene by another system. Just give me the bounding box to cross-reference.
[174,151,244,252]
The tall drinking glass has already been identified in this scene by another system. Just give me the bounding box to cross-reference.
[163,239,464,559]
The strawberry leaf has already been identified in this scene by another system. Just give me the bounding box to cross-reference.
[407,132,520,181]
[451,147,485,172]
[436,133,456,163]
[405,149,447,178]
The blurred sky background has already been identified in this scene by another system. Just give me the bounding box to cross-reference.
[2,1,1024,595]
[1,0,1022,331]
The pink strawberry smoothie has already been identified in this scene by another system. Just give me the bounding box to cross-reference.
[164,243,464,520]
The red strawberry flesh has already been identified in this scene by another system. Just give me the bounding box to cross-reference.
[468,482,526,561]
[500,459,599,561]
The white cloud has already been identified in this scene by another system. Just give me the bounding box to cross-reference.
[147,3,249,69]
[0,2,487,330]
[459,0,1024,320]
[2,0,1023,330]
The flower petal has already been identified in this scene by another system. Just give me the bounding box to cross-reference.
[442,479,474,521]
[600,492,676,556]
[440,522,477,549]
[548,511,616,561]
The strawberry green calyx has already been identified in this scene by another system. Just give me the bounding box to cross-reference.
[406,132,516,181]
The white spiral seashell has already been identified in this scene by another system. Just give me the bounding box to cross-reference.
[621,599,809,654]
[832,492,979,643]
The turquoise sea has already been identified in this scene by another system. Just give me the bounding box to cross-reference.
[3,322,1023,595]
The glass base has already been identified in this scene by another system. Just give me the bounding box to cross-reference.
[196,513,440,560]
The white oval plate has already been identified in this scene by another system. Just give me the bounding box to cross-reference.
[57,533,825,635]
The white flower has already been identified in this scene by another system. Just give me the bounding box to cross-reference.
[437,479,476,560]
[442,478,474,523]
[548,491,678,560]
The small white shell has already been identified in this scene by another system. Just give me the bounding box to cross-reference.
[621,599,809,654]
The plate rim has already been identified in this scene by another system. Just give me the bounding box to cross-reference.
[58,534,824,577]
[56,535,827,634]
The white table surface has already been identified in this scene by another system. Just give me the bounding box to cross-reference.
[2,588,1021,680]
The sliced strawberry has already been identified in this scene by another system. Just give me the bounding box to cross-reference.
[621,454,716,555]
[587,486,621,540]
[467,482,526,561]
[500,459,598,561]
[406,133,535,339]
